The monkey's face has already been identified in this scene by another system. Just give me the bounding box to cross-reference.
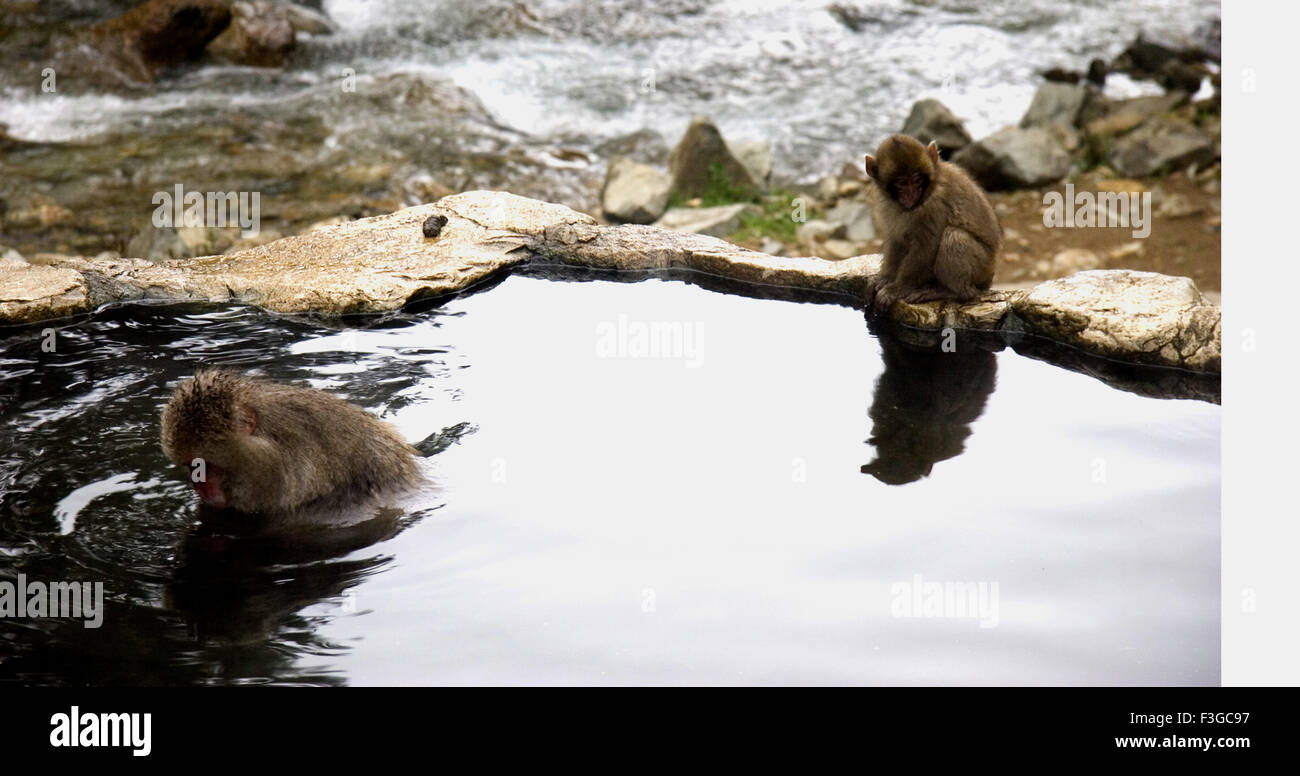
[161,372,263,513]
[192,462,230,508]
[888,171,930,210]
[865,135,940,211]
[166,433,247,510]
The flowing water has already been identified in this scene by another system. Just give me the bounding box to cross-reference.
[0,0,1220,254]
[0,273,1220,685]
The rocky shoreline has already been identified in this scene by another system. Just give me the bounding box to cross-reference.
[2,191,1221,389]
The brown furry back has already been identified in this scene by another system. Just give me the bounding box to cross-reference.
[162,370,421,514]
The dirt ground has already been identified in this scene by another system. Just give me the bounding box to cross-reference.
[983,169,1221,293]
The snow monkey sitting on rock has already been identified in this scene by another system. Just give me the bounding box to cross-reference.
[863,134,1002,310]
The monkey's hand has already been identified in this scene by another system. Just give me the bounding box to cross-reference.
[872,282,901,315]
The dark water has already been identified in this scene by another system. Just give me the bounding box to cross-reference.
[0,273,1219,685]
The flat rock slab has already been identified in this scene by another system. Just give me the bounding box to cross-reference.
[0,264,88,324]
[1012,269,1221,371]
[0,190,1219,376]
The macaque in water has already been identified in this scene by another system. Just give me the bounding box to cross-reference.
[161,370,422,515]
[863,134,1002,310]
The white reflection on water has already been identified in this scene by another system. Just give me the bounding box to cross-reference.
[292,275,1219,685]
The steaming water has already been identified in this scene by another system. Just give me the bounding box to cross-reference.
[0,275,1220,685]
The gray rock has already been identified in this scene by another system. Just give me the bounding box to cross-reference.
[1084,92,1189,137]
[1019,82,1092,128]
[1049,248,1103,276]
[825,200,875,241]
[951,126,1071,190]
[0,264,88,324]
[820,239,865,260]
[796,219,846,245]
[816,176,840,203]
[1044,123,1081,153]
[728,139,773,186]
[654,203,760,238]
[50,0,231,88]
[601,157,672,224]
[126,226,191,262]
[1156,192,1203,219]
[758,237,785,256]
[283,2,336,35]
[1157,61,1205,93]
[1109,119,1216,178]
[1116,33,1187,74]
[901,99,972,155]
[1087,58,1108,85]
[1013,269,1220,371]
[667,116,758,199]
[595,129,670,166]
[206,1,295,68]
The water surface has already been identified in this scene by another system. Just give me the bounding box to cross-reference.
[0,274,1220,685]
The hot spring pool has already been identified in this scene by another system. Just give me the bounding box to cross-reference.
[0,272,1220,685]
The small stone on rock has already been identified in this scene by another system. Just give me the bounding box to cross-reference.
[423,214,448,238]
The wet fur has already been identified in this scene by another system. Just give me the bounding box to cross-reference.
[161,370,422,515]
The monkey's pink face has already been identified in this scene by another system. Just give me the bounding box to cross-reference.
[193,462,229,508]
[890,172,930,210]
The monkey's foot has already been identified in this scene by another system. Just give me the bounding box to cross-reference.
[900,286,960,305]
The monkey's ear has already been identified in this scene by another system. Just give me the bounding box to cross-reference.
[235,405,257,435]
[925,141,940,166]
[863,154,878,181]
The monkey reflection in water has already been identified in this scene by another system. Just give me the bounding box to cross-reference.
[860,331,998,485]
[160,369,466,645]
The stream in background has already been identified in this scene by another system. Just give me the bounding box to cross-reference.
[0,0,1220,255]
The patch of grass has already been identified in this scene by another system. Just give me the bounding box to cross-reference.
[1079,133,1114,172]
[730,189,821,244]
[668,161,760,209]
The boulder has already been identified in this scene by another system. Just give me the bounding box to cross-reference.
[126,226,191,262]
[1041,67,1081,84]
[594,129,669,166]
[728,140,773,186]
[207,1,296,68]
[900,99,972,155]
[887,290,1018,331]
[1115,34,1183,75]
[667,116,759,200]
[0,264,89,325]
[1084,92,1190,138]
[54,0,231,87]
[1086,58,1108,86]
[820,239,866,260]
[825,200,875,241]
[1012,269,1220,371]
[1108,118,1216,177]
[654,203,759,238]
[283,2,336,35]
[796,219,846,245]
[951,126,1071,190]
[1046,248,1104,277]
[1019,82,1092,129]
[1157,61,1206,93]
[601,157,672,224]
